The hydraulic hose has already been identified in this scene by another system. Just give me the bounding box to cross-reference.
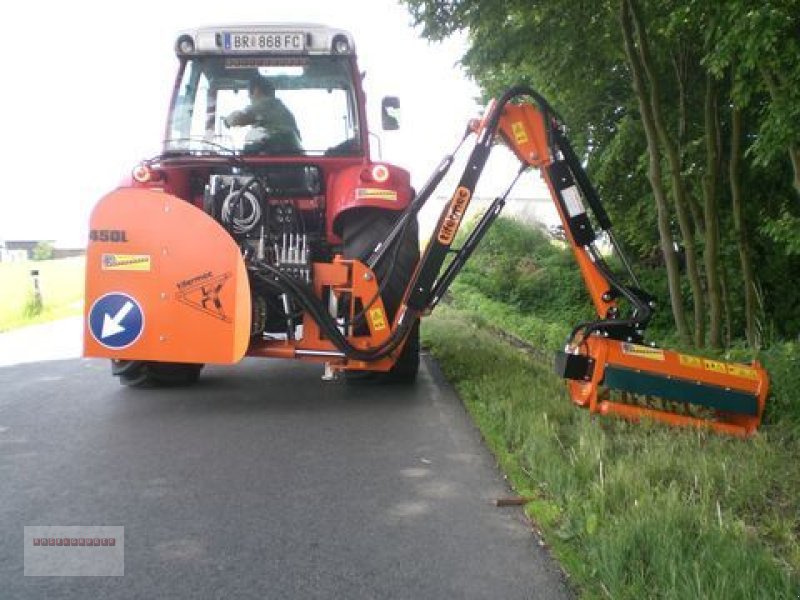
[484,89,652,347]
[246,85,650,359]
[250,261,417,362]
[565,245,653,346]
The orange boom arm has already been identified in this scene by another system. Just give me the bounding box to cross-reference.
[491,90,769,437]
[398,85,768,436]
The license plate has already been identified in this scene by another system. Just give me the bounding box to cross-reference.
[223,32,305,53]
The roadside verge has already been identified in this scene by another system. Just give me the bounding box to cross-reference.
[421,301,799,599]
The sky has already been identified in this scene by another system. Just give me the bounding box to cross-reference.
[0,0,551,246]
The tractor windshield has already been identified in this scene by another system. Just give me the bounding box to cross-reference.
[165,55,362,157]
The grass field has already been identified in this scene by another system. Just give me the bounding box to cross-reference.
[422,286,799,599]
[0,257,85,332]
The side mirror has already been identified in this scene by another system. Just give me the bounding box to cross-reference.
[381,96,401,130]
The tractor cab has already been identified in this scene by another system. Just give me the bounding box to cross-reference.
[167,25,366,158]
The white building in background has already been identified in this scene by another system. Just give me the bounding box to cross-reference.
[0,240,84,262]
[0,240,28,263]
[496,196,561,230]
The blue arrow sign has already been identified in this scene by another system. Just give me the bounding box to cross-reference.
[88,292,144,349]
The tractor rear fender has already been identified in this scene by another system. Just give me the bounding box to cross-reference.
[84,188,251,364]
[326,163,412,243]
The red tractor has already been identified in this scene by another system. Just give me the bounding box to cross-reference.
[86,24,420,385]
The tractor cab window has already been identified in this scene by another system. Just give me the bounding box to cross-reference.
[166,56,362,157]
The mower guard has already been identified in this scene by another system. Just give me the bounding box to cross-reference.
[84,188,251,364]
[558,338,769,437]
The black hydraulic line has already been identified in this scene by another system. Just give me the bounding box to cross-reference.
[250,261,416,361]
[367,130,471,271]
[606,229,642,289]
[408,126,473,212]
[564,244,654,345]
[367,211,413,271]
[428,165,527,310]
[237,175,271,226]
[590,246,653,319]
[350,211,411,329]
[553,129,642,288]
[404,84,560,312]
[552,129,612,230]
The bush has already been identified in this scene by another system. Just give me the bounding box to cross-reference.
[759,341,800,426]
[32,241,54,261]
[23,293,43,318]
[457,217,683,338]
[454,216,799,427]
[458,218,595,326]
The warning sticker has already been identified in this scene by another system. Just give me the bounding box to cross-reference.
[511,121,528,144]
[681,354,759,380]
[726,364,760,381]
[561,186,586,218]
[356,188,398,202]
[368,307,387,332]
[621,343,665,361]
[175,272,232,322]
[101,254,151,271]
[703,359,728,374]
[437,186,471,245]
[678,354,703,369]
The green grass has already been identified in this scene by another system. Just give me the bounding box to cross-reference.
[422,305,799,598]
[420,216,799,597]
[0,257,85,332]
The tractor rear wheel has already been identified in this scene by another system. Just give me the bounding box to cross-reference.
[111,360,203,388]
[341,208,420,384]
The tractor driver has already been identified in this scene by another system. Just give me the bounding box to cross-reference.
[224,77,302,154]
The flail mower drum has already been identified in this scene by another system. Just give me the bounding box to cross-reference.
[556,339,768,437]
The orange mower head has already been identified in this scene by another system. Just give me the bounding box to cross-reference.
[556,338,769,437]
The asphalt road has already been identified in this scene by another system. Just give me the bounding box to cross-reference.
[0,331,570,598]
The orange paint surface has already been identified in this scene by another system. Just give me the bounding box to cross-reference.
[84,188,251,364]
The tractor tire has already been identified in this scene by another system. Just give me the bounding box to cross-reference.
[341,208,420,384]
[111,360,203,388]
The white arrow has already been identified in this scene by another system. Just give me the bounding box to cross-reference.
[101,301,135,339]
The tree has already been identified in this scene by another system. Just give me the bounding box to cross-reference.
[706,1,800,197]
[619,0,691,344]
[32,241,54,261]
[728,106,758,346]
[402,0,800,345]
